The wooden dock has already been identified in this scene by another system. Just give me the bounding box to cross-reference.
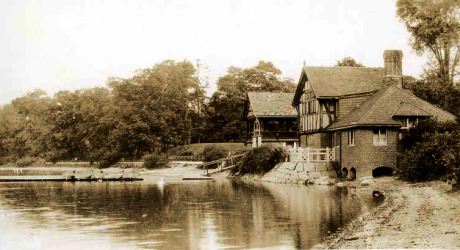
[182,177,214,180]
[0,175,143,182]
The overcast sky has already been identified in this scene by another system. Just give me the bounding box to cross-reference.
[0,0,427,105]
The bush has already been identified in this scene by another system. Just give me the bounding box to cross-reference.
[16,157,42,167]
[201,145,228,162]
[98,151,122,169]
[233,145,287,175]
[143,154,168,169]
[398,119,459,184]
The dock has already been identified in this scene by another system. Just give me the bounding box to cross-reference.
[182,177,214,180]
[0,175,143,182]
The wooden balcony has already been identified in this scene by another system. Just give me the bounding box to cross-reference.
[248,131,298,141]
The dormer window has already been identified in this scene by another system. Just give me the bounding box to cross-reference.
[400,117,419,129]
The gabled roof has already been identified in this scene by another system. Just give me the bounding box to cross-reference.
[392,102,431,117]
[326,86,456,131]
[293,66,385,104]
[245,92,297,119]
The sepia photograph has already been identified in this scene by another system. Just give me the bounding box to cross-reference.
[0,0,459,249]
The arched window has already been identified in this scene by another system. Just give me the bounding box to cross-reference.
[341,168,348,178]
[350,168,356,180]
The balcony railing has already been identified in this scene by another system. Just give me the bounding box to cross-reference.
[248,131,297,140]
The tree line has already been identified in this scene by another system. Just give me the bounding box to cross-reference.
[0,60,295,166]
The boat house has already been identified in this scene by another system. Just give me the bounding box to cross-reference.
[291,50,456,179]
[243,92,298,148]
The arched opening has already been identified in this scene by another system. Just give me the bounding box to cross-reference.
[350,168,356,180]
[341,168,348,178]
[372,166,394,178]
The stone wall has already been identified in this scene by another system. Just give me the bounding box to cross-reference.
[256,162,337,184]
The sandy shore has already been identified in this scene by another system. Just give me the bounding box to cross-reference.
[315,178,459,249]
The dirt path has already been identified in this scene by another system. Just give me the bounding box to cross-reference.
[316,179,459,249]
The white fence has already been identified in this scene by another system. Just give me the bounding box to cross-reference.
[288,147,335,163]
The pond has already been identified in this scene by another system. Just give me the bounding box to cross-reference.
[0,169,382,249]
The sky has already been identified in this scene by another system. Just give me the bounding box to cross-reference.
[0,0,428,105]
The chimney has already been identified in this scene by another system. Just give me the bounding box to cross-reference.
[383,50,403,88]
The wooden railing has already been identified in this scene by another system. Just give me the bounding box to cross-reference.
[288,147,335,163]
[201,153,247,176]
[248,131,298,140]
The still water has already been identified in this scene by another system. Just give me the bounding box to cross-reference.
[0,170,382,249]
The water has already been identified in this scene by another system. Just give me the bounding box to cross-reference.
[0,171,382,249]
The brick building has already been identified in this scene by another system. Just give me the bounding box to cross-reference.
[292,50,456,179]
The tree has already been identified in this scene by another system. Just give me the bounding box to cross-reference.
[207,61,295,142]
[108,60,202,154]
[397,0,460,86]
[335,57,364,67]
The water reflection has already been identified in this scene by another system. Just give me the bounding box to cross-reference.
[0,178,382,249]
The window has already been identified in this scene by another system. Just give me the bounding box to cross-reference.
[400,118,408,129]
[400,117,419,129]
[373,129,387,146]
[408,117,418,128]
[348,129,355,146]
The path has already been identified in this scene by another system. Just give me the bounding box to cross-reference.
[318,179,459,249]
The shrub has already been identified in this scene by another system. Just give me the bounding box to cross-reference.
[398,119,459,184]
[143,154,168,169]
[201,145,228,162]
[233,145,287,175]
[16,157,41,167]
[98,151,122,169]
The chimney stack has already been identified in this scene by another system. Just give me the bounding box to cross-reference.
[383,50,403,88]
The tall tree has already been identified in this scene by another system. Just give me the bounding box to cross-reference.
[207,61,295,142]
[397,0,460,86]
[108,60,202,154]
[335,57,364,67]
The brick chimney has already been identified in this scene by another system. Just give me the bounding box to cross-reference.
[383,50,403,88]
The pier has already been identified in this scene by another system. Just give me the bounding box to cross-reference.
[0,175,143,182]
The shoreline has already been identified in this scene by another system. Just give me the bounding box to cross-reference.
[314,178,459,249]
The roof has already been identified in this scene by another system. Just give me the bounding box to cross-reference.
[306,66,385,97]
[392,102,431,117]
[245,92,297,118]
[326,86,456,131]
[293,66,385,104]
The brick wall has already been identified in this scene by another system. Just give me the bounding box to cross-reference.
[337,95,372,120]
[339,128,398,178]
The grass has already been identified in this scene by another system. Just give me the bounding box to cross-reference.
[167,143,249,157]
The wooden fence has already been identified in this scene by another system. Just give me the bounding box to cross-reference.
[288,147,335,163]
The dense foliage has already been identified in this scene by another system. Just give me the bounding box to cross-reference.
[232,145,287,175]
[398,119,459,184]
[143,154,168,169]
[335,57,364,67]
[201,145,228,162]
[405,70,460,118]
[0,60,292,168]
[207,61,296,142]
[397,0,459,86]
